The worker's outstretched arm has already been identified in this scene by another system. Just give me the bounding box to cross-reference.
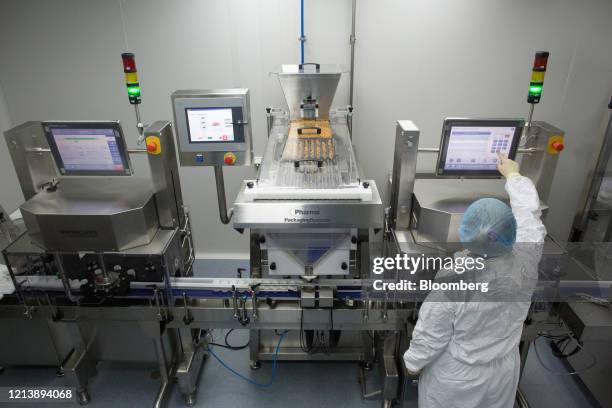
[403,298,454,374]
[498,154,547,244]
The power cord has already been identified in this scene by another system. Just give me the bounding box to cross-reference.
[208,329,250,350]
[207,330,288,388]
[533,332,597,375]
[574,293,610,307]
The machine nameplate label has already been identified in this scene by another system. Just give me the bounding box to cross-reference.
[284,208,330,224]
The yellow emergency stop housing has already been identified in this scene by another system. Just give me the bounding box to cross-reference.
[547,135,564,155]
[145,135,161,155]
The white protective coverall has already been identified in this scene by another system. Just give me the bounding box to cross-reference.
[403,175,547,408]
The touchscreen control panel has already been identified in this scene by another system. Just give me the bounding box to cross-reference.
[171,89,253,167]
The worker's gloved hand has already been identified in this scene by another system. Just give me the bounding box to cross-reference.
[406,368,420,380]
[497,153,520,178]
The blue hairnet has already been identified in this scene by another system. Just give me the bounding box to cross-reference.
[459,198,517,257]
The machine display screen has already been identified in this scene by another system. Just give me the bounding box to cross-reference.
[44,123,132,176]
[186,108,235,143]
[437,119,523,176]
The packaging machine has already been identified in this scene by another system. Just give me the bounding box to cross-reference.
[0,53,607,408]
[228,65,385,367]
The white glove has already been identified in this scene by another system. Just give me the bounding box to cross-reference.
[497,153,520,178]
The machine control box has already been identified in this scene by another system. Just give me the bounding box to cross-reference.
[171,89,253,166]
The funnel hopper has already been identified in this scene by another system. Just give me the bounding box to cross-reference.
[276,64,343,120]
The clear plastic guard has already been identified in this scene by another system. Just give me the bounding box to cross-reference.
[256,109,361,190]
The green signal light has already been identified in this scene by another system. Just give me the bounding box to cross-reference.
[127,86,141,96]
[529,85,543,94]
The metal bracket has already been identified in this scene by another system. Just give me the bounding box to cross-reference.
[150,286,169,322]
[214,166,233,224]
[182,292,193,325]
[251,289,259,320]
[363,290,370,322]
[231,285,239,320]
[382,290,389,322]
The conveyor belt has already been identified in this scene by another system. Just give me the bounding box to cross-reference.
[11,275,612,303]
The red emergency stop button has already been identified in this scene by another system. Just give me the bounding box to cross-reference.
[224,152,237,165]
[551,141,564,152]
[145,136,161,155]
[547,135,564,155]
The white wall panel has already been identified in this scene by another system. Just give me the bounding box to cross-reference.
[0,0,611,256]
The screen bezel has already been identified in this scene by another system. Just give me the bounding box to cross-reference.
[436,118,524,177]
[43,121,133,177]
[184,107,245,144]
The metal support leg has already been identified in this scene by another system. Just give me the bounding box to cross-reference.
[175,329,206,407]
[62,322,96,406]
[381,399,393,408]
[76,389,90,406]
[140,322,177,408]
[249,329,261,369]
[380,332,401,407]
[359,363,381,399]
[361,330,374,369]
[152,336,171,408]
[63,348,96,405]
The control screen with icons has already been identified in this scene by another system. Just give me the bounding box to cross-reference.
[186,108,235,143]
[437,119,523,176]
[444,126,516,171]
[171,89,252,167]
[44,123,132,176]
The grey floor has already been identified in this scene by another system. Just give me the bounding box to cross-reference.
[0,260,601,407]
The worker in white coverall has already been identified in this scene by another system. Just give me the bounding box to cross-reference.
[403,154,547,408]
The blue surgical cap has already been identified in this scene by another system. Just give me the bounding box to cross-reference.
[459,198,517,257]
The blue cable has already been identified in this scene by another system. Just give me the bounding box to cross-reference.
[207,330,288,388]
[300,0,305,65]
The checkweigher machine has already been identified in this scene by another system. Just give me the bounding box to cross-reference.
[0,54,603,408]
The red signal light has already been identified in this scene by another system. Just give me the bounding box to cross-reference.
[121,53,137,72]
[532,51,549,71]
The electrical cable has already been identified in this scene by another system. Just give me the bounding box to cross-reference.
[299,308,313,352]
[549,334,581,358]
[225,328,248,349]
[208,328,250,351]
[533,334,597,376]
[207,330,288,388]
[300,308,340,354]
[538,331,580,357]
[575,293,610,307]
[317,330,329,354]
